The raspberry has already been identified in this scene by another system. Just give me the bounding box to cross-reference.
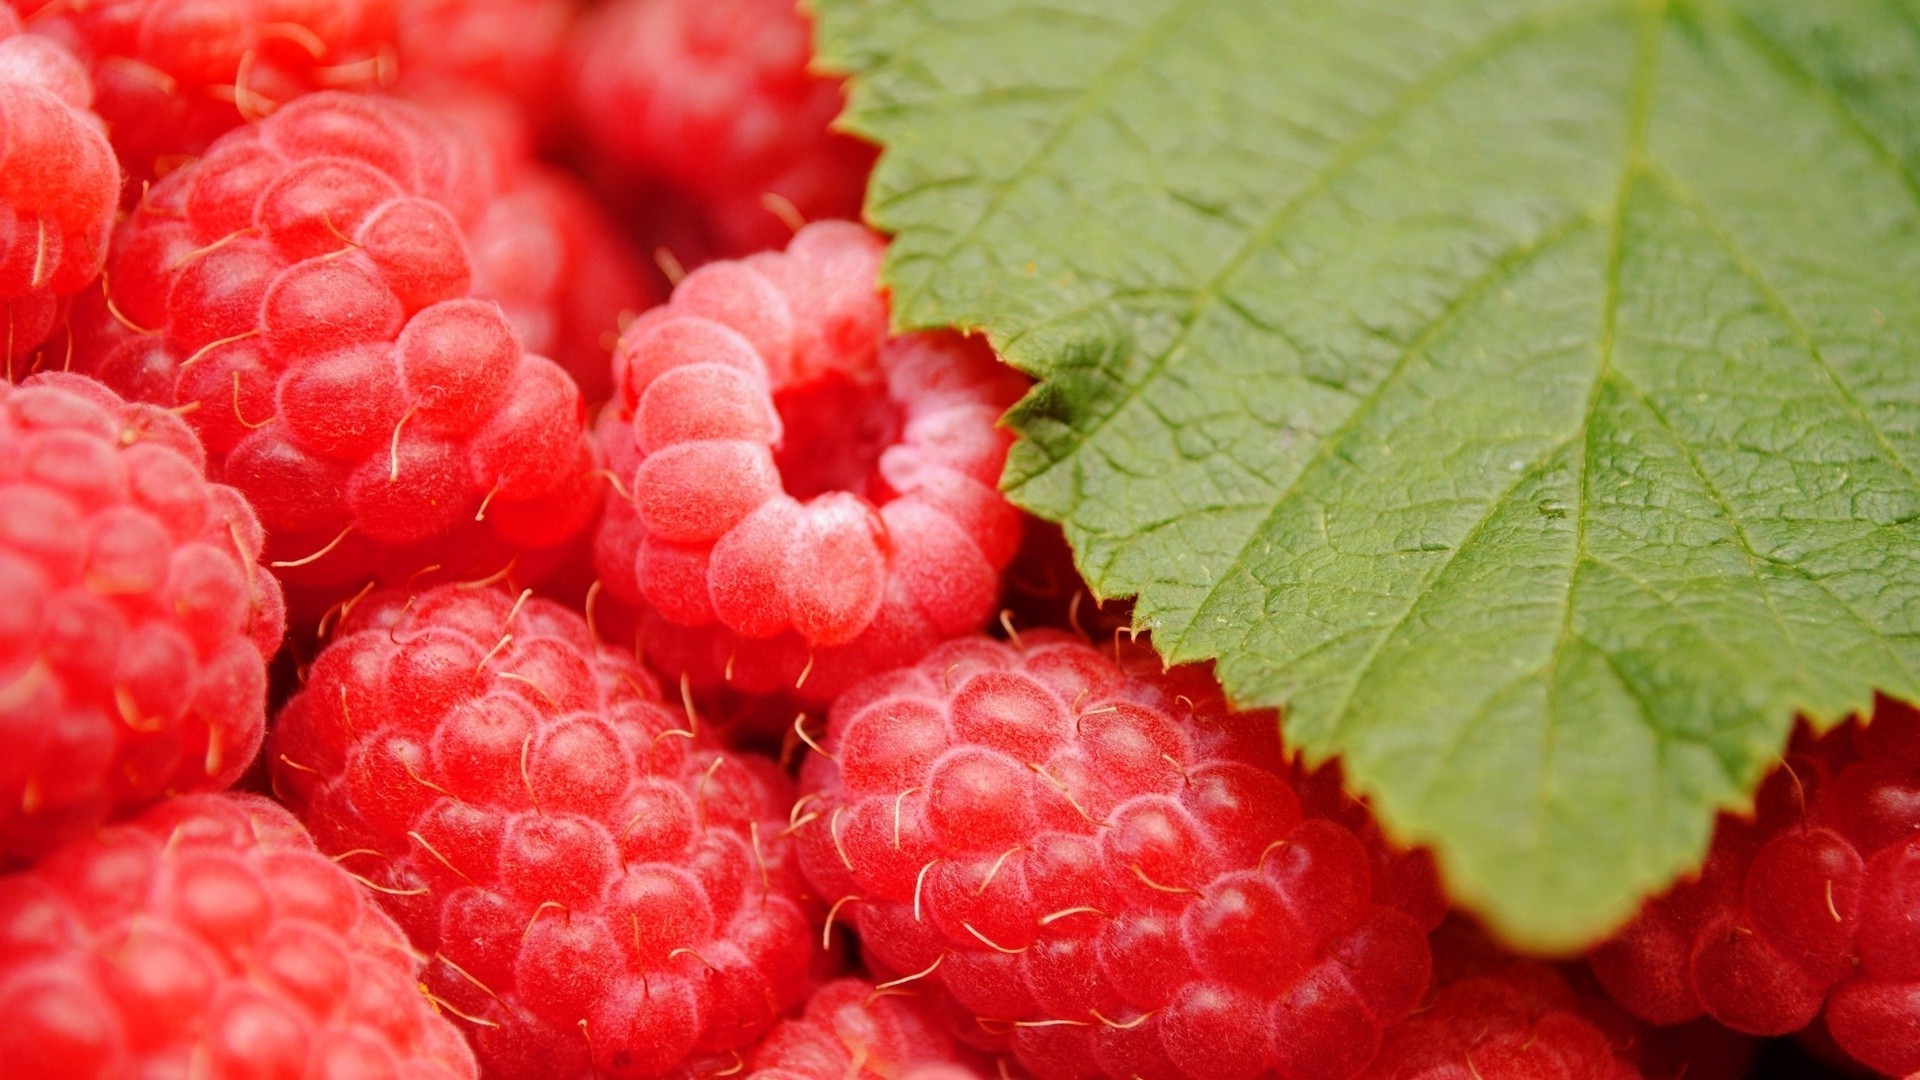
[69,91,600,603]
[746,977,984,1080]
[0,792,477,1078]
[569,0,876,257]
[1588,696,1920,1076]
[793,632,1435,1080]
[271,583,820,1078]
[394,0,573,137]
[1362,953,1642,1079]
[0,9,117,369]
[594,221,1028,704]
[1387,921,1756,1080]
[470,162,658,405]
[0,372,284,860]
[16,0,396,183]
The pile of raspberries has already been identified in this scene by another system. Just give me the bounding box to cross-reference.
[0,1,1903,1078]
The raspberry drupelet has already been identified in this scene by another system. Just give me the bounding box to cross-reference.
[594,221,1028,704]
[0,792,478,1078]
[569,0,876,258]
[794,632,1437,1080]
[746,977,985,1080]
[272,583,820,1079]
[70,91,599,604]
[0,373,284,860]
[15,0,396,184]
[1589,696,1920,1077]
[0,6,117,370]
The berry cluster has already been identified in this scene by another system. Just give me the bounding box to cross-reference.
[0,373,282,859]
[795,632,1438,1080]
[0,792,477,1078]
[73,91,599,598]
[272,584,818,1078]
[0,7,116,368]
[0,1,1885,1078]
[1590,697,1920,1076]
[596,221,1029,703]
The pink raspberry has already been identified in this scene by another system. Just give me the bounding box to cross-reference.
[68,91,600,604]
[0,792,478,1078]
[15,0,396,183]
[569,0,876,258]
[470,162,659,405]
[594,221,1029,704]
[0,8,117,370]
[747,977,986,1080]
[794,632,1436,1080]
[271,583,820,1079]
[1589,696,1920,1076]
[0,372,284,860]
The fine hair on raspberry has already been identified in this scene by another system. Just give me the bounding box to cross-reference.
[272,583,819,1079]
[595,221,1030,703]
[0,372,284,860]
[795,631,1436,1080]
[0,792,478,1078]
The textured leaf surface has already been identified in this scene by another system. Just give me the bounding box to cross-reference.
[816,0,1920,948]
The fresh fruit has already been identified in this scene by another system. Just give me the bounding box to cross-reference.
[595,220,1028,703]
[569,0,875,258]
[747,977,982,1080]
[0,372,284,859]
[1589,697,1920,1076]
[0,6,116,370]
[14,0,396,183]
[70,91,599,602]
[272,583,819,1078]
[794,630,1435,1080]
[0,791,478,1078]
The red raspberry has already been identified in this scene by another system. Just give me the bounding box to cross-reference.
[271,583,820,1079]
[569,0,876,257]
[1362,956,1642,1079]
[594,222,1028,704]
[794,632,1435,1080]
[394,0,573,137]
[470,162,659,405]
[16,0,396,183]
[1589,696,1920,1076]
[1387,921,1755,1080]
[747,977,984,1080]
[69,91,599,603]
[0,792,477,1078]
[0,372,284,860]
[0,8,117,369]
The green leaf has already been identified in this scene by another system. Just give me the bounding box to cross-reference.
[816,0,1920,949]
